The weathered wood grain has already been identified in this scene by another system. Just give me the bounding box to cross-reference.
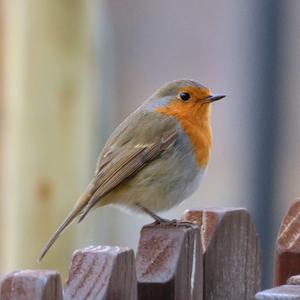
[275,200,300,286]
[136,223,203,300]
[64,245,137,300]
[256,285,300,299]
[0,269,62,300]
[182,208,261,300]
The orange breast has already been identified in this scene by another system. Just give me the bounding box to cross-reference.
[156,101,212,167]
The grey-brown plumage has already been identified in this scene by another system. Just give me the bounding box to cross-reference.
[38,79,224,261]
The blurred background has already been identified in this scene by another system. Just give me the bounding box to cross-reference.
[1,0,300,288]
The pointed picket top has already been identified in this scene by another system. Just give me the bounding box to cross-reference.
[183,208,261,300]
[275,199,300,286]
[0,269,63,300]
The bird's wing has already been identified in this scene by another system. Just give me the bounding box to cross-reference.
[38,108,178,261]
[77,129,178,222]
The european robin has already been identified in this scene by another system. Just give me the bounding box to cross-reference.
[39,79,225,261]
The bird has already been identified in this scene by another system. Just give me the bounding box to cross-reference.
[38,79,225,261]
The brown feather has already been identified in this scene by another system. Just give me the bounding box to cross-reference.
[78,130,178,222]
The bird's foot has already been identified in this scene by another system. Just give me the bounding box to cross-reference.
[153,217,176,225]
[134,202,195,227]
[154,218,195,227]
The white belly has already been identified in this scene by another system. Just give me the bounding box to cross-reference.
[109,163,207,214]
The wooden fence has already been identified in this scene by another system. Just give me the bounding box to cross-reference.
[1,200,300,299]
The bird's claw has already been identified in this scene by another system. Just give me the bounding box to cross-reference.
[153,218,195,227]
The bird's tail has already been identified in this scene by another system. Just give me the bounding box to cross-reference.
[37,184,94,262]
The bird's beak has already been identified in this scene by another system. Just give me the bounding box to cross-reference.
[205,94,226,103]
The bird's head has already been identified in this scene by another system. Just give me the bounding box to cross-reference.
[147,79,225,121]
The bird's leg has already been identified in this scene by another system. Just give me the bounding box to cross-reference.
[134,202,170,224]
[134,203,196,227]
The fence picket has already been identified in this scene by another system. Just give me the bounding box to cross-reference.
[275,199,300,286]
[136,223,203,300]
[182,208,261,300]
[64,246,137,300]
[0,270,62,300]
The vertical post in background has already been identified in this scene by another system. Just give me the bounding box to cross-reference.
[1,0,99,275]
[273,0,300,264]
[75,0,118,251]
[251,0,281,287]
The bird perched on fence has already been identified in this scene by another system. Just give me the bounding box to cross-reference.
[38,79,225,261]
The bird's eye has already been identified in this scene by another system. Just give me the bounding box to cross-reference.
[179,92,190,101]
